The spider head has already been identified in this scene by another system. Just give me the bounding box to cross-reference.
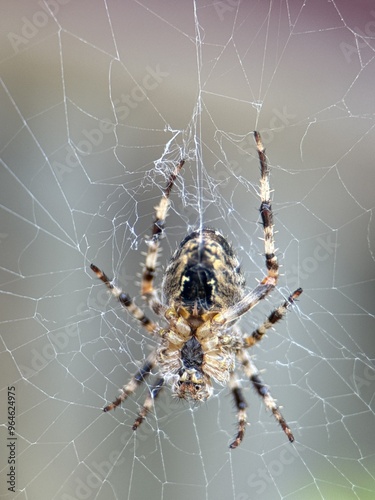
[169,336,213,401]
[174,369,213,402]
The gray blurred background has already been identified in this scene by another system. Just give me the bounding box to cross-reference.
[1,1,374,499]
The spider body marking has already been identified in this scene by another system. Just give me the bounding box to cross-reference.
[158,228,244,401]
[91,132,302,448]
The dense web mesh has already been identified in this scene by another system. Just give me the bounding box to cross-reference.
[1,1,374,499]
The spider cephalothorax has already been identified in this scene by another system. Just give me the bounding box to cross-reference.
[91,132,302,448]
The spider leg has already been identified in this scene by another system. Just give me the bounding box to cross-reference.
[238,349,294,443]
[141,159,185,312]
[254,130,279,284]
[90,263,157,335]
[243,288,302,348]
[229,372,248,449]
[103,352,156,412]
[213,132,279,326]
[132,377,164,430]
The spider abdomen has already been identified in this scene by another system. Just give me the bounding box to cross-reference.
[162,228,245,313]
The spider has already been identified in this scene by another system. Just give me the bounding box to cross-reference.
[91,131,302,449]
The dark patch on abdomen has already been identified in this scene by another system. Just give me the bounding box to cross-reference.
[180,261,215,309]
[162,228,245,312]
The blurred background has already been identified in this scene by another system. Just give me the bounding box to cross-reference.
[0,1,374,499]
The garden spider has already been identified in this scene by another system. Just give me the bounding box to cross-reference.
[91,131,302,448]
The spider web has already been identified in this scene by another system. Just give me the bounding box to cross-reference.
[1,1,375,499]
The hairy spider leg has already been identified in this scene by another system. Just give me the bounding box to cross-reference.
[229,372,248,449]
[237,349,295,444]
[103,352,156,412]
[91,161,185,428]
[213,132,279,326]
[90,264,157,334]
[90,264,165,421]
[132,377,164,430]
[243,288,302,348]
[255,130,279,283]
[141,160,185,312]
